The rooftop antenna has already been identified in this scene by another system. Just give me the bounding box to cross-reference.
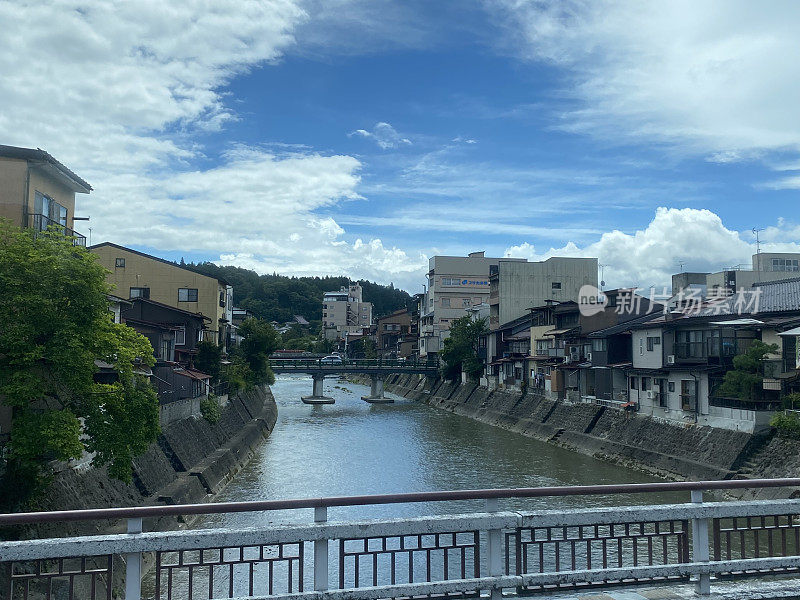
[678,261,685,272]
[88,227,92,246]
[598,264,606,290]
[753,227,764,283]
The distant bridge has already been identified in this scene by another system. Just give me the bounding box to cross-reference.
[269,357,440,404]
[4,478,800,600]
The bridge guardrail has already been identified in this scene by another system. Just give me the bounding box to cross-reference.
[3,479,800,600]
[269,357,441,371]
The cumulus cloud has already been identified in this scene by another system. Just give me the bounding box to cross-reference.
[490,1,800,166]
[0,1,430,288]
[505,208,800,290]
[350,122,412,149]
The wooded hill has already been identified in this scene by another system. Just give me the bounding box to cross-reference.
[182,261,414,325]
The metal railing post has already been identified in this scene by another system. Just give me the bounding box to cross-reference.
[314,506,329,591]
[485,498,502,600]
[690,490,711,595]
[125,517,143,600]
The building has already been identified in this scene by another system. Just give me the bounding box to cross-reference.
[489,257,598,328]
[672,253,800,297]
[482,257,598,378]
[624,278,800,431]
[322,283,373,341]
[89,242,233,351]
[419,252,509,357]
[0,144,91,245]
[376,309,414,358]
[121,297,210,364]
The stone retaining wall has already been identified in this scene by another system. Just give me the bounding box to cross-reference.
[378,374,759,482]
[27,385,277,539]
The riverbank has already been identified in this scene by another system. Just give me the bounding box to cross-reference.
[25,385,277,539]
[369,374,800,497]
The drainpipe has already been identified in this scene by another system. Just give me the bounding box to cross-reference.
[692,371,700,423]
[23,164,31,226]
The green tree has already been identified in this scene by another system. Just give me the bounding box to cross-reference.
[440,316,487,382]
[0,221,159,508]
[194,341,222,380]
[348,337,377,359]
[224,319,280,392]
[716,340,779,400]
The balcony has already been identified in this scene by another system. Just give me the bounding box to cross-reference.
[27,213,86,246]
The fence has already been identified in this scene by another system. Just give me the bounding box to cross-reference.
[3,479,800,600]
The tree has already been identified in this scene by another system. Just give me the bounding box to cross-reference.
[194,341,222,380]
[224,318,280,392]
[440,316,487,382]
[348,337,377,359]
[716,341,779,401]
[0,221,159,508]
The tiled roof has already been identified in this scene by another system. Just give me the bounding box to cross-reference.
[695,278,800,316]
[0,144,92,192]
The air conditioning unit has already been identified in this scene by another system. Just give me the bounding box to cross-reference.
[666,355,676,365]
[646,390,655,400]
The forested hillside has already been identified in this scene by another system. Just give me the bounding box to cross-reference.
[182,262,414,324]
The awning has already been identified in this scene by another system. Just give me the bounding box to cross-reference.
[544,327,577,337]
[778,327,800,337]
[506,330,531,341]
[710,318,765,326]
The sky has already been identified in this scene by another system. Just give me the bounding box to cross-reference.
[2,0,800,292]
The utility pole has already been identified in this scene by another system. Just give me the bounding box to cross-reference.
[599,264,606,290]
[753,228,764,283]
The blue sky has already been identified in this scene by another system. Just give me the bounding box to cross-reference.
[2,1,800,291]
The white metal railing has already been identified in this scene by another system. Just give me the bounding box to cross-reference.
[4,482,800,599]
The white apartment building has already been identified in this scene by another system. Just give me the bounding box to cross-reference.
[322,283,373,341]
[419,252,511,357]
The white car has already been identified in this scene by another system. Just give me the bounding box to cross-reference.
[320,355,343,365]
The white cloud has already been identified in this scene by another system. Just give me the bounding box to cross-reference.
[490,1,800,164]
[0,1,430,288]
[505,208,800,290]
[349,122,412,149]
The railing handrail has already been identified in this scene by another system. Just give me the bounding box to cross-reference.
[2,478,800,526]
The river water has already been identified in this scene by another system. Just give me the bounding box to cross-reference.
[198,375,683,529]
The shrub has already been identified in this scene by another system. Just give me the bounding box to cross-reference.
[200,394,221,424]
[771,411,800,439]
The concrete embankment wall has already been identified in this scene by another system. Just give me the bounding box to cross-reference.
[378,373,760,482]
[29,385,277,539]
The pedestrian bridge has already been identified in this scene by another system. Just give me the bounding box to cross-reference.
[3,479,800,600]
[269,358,439,404]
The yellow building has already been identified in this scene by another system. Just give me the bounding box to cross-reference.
[89,242,234,351]
[0,144,92,244]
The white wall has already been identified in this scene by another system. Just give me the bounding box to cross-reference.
[631,328,664,369]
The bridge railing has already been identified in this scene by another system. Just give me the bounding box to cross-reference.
[269,356,440,370]
[3,479,800,600]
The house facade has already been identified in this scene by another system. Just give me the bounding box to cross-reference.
[89,242,233,351]
[322,283,373,341]
[376,309,414,358]
[0,144,91,244]
[419,252,506,357]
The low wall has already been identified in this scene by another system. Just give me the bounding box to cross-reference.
[159,395,202,427]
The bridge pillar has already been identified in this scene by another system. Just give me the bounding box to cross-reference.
[302,374,335,404]
[362,375,393,403]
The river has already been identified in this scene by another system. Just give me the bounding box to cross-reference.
[197,375,683,529]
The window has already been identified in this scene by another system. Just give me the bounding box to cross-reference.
[178,288,198,302]
[641,377,651,391]
[630,377,638,390]
[668,381,676,392]
[772,258,800,272]
[130,287,150,299]
[441,297,451,307]
[462,298,471,308]
[591,338,607,352]
[551,282,562,290]
[175,326,186,346]
[646,336,661,351]
[219,290,226,307]
[115,257,125,268]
